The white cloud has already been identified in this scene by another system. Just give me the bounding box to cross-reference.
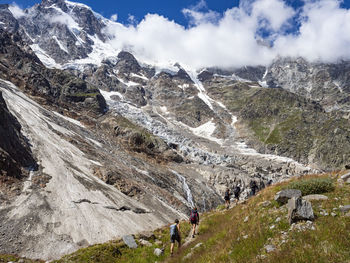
[274,0,350,63]
[102,0,350,69]
[8,3,26,19]
[110,14,118,22]
[127,14,137,25]
[48,12,80,29]
[182,0,221,26]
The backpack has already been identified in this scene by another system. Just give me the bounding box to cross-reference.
[224,190,230,199]
[190,210,198,222]
[234,186,240,194]
[170,223,177,236]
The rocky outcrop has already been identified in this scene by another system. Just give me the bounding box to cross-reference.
[0,0,107,64]
[274,189,302,205]
[265,57,350,112]
[0,89,36,197]
[0,29,106,118]
[287,197,314,224]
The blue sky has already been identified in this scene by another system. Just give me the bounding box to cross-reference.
[2,0,350,27]
[1,0,238,26]
[3,0,350,68]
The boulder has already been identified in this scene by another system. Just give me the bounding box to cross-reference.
[303,194,329,201]
[339,205,350,214]
[275,189,302,205]
[122,235,137,249]
[139,239,152,247]
[154,248,164,257]
[340,172,350,183]
[264,244,276,253]
[138,231,156,241]
[287,197,314,224]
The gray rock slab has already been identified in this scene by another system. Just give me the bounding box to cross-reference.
[287,197,314,224]
[122,235,137,249]
[275,189,302,205]
[340,172,350,181]
[303,194,329,201]
[340,205,350,213]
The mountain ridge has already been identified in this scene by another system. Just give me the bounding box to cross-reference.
[0,0,349,260]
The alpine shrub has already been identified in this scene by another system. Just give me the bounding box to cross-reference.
[286,177,335,196]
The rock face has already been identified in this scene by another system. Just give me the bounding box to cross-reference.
[274,189,302,205]
[0,0,349,260]
[0,0,107,64]
[265,57,350,112]
[0,29,106,118]
[287,197,314,224]
[203,74,350,169]
[0,90,36,195]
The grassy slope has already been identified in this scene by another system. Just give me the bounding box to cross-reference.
[2,172,350,262]
[168,172,350,263]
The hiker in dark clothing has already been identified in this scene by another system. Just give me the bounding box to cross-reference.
[170,219,181,255]
[189,207,199,238]
[233,185,241,204]
[259,180,265,190]
[224,188,231,209]
[250,180,258,196]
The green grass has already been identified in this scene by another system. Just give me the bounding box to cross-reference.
[53,221,191,263]
[285,177,335,195]
[167,172,350,263]
[0,255,43,262]
[3,172,349,263]
[70,92,100,97]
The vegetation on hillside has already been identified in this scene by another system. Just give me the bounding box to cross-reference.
[205,80,350,169]
[2,172,349,263]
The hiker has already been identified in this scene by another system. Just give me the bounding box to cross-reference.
[224,188,231,209]
[250,180,258,196]
[170,219,181,255]
[189,207,199,238]
[233,184,241,204]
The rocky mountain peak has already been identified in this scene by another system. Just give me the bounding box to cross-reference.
[116,51,142,74]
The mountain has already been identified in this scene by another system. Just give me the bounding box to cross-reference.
[0,0,349,260]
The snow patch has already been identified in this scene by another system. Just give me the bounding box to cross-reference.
[53,36,68,53]
[30,44,61,69]
[100,90,124,105]
[188,119,223,145]
[130,73,149,81]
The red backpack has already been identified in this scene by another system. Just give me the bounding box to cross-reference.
[190,210,198,223]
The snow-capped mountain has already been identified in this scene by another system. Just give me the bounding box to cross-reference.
[0,0,350,260]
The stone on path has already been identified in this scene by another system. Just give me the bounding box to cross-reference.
[122,235,138,249]
[154,248,164,257]
[275,189,302,205]
[287,197,314,224]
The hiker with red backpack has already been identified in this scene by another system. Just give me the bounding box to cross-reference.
[189,207,199,238]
